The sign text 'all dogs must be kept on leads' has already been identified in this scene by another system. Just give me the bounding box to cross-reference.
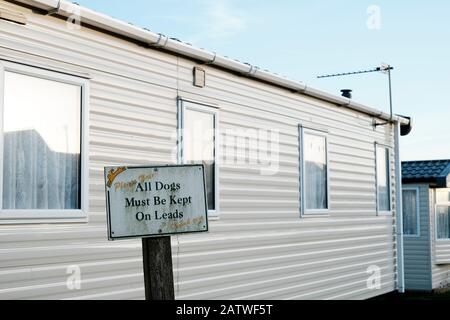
[104,165,208,240]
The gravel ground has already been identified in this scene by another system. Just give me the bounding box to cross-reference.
[372,290,450,300]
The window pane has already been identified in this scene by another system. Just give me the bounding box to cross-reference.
[402,190,418,235]
[2,71,81,210]
[436,206,450,239]
[184,107,215,210]
[436,189,450,204]
[304,133,327,210]
[377,146,390,212]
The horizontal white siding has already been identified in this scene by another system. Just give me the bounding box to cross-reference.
[0,1,398,300]
[429,189,450,290]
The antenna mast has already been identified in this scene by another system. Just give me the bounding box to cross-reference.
[317,64,394,126]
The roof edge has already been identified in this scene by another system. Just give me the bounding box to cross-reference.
[438,163,450,188]
[402,160,450,188]
[11,0,410,125]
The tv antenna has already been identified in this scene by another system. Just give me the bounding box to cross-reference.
[317,63,394,126]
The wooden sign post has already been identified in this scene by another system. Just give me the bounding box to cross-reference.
[104,164,209,300]
[142,236,174,300]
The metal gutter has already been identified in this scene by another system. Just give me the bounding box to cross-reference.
[11,0,410,125]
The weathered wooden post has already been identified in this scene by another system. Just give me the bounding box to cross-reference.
[104,164,208,301]
[142,236,174,300]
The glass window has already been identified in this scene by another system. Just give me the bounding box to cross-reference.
[436,189,450,240]
[436,190,450,203]
[302,130,328,212]
[376,146,391,213]
[2,71,82,210]
[402,189,419,235]
[182,103,217,213]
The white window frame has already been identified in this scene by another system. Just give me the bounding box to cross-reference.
[299,125,330,216]
[0,61,89,224]
[435,188,450,241]
[375,143,392,216]
[178,99,219,218]
[402,187,420,237]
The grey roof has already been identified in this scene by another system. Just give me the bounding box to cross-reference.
[402,160,450,187]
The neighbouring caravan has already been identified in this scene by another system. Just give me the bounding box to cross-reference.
[402,160,450,292]
[0,0,412,300]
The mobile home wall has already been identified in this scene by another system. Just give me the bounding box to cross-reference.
[0,1,399,300]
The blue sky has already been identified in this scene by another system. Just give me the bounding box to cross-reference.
[75,0,450,161]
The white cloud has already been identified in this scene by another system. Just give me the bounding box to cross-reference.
[161,0,248,45]
[203,0,247,39]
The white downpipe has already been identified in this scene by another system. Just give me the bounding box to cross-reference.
[394,122,405,293]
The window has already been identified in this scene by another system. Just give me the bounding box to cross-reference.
[376,145,391,214]
[179,100,218,217]
[0,62,88,222]
[402,188,419,236]
[299,126,329,215]
[436,189,450,240]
